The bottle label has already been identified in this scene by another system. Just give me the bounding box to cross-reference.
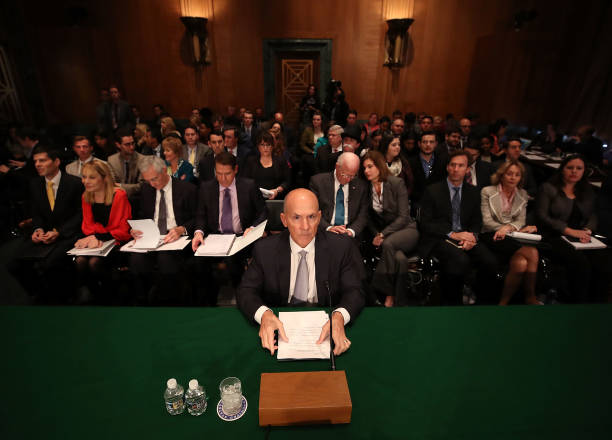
[166,400,183,411]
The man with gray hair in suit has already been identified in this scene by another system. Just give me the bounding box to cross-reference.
[309,152,368,239]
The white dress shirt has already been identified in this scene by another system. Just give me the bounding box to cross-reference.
[254,236,351,325]
[154,178,177,231]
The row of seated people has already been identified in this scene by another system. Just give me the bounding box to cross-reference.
[6,128,610,306]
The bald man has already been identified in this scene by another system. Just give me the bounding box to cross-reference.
[309,152,368,238]
[237,189,365,356]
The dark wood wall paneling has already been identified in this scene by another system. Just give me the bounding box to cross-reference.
[15,0,611,137]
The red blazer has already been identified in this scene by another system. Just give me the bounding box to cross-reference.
[81,189,132,243]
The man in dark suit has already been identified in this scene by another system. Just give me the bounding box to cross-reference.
[129,156,196,302]
[494,138,537,197]
[418,150,498,305]
[237,188,364,356]
[197,130,225,182]
[191,151,267,305]
[408,131,448,213]
[99,85,134,133]
[223,126,251,169]
[239,110,258,150]
[309,152,368,238]
[316,124,344,173]
[464,143,493,190]
[8,145,83,300]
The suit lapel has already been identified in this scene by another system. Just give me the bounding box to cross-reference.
[235,178,248,229]
[277,232,291,303]
[211,182,220,231]
[171,179,181,225]
[52,174,68,219]
[314,233,330,306]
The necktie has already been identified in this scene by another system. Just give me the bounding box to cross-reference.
[451,187,461,232]
[189,148,195,165]
[158,189,168,235]
[124,161,130,183]
[334,186,345,225]
[46,181,55,211]
[221,188,234,233]
[292,250,309,303]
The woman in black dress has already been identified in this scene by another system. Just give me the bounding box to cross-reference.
[241,131,291,200]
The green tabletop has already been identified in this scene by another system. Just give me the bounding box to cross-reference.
[1,305,611,439]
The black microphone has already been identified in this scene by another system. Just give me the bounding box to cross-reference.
[325,280,336,371]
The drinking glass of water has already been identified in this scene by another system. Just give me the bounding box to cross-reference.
[219,377,242,415]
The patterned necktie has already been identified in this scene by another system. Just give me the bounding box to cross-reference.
[292,250,309,303]
[334,186,345,225]
[189,148,196,165]
[46,181,55,211]
[158,188,168,235]
[451,187,461,232]
[220,188,234,233]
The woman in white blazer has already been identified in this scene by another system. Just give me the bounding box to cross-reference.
[481,160,541,305]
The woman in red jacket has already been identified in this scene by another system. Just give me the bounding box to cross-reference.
[74,161,131,302]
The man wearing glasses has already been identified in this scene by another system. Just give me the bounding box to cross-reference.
[107,127,145,197]
[309,152,368,239]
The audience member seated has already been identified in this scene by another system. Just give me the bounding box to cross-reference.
[160,116,181,138]
[380,135,414,195]
[74,161,132,303]
[390,118,405,137]
[309,152,368,239]
[299,111,325,183]
[535,154,611,302]
[316,124,344,173]
[268,123,291,163]
[418,150,498,305]
[494,138,537,197]
[134,123,148,151]
[567,125,603,166]
[197,130,225,182]
[162,135,194,183]
[459,117,473,149]
[7,145,83,300]
[339,124,363,156]
[108,128,145,198]
[481,160,541,305]
[400,131,418,159]
[182,124,211,179]
[365,112,379,136]
[129,156,196,303]
[66,135,116,181]
[191,152,267,305]
[416,114,434,137]
[140,127,163,158]
[463,142,493,190]
[437,127,461,156]
[408,131,448,213]
[362,151,419,307]
[223,126,251,168]
[479,135,494,163]
[489,118,508,158]
[93,130,115,160]
[379,116,391,136]
[537,122,563,154]
[241,131,291,200]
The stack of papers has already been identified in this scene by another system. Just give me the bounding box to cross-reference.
[507,231,542,242]
[562,235,607,250]
[260,188,275,199]
[195,220,267,256]
[277,311,331,361]
[67,240,115,257]
[120,236,190,253]
[127,219,160,249]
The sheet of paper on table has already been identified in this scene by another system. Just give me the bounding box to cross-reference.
[277,310,331,361]
[127,219,160,249]
[67,240,115,257]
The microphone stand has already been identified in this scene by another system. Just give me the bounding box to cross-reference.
[325,281,336,371]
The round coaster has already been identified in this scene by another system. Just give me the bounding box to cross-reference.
[217,396,247,421]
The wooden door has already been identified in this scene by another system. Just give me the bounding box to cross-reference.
[275,52,319,128]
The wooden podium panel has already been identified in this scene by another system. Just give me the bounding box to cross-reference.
[259,371,352,426]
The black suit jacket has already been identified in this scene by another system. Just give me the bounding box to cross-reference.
[29,173,84,239]
[237,230,365,322]
[418,180,482,258]
[197,154,216,182]
[408,153,448,206]
[467,159,493,191]
[309,172,369,237]
[316,145,341,173]
[195,177,267,235]
[137,178,196,235]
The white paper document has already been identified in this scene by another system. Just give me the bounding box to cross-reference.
[260,187,275,199]
[67,240,115,257]
[507,231,542,242]
[127,219,160,249]
[562,235,607,250]
[277,311,331,361]
[120,236,190,253]
[522,153,547,161]
[195,220,267,256]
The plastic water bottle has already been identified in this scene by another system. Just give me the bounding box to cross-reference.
[164,378,185,415]
[185,379,207,416]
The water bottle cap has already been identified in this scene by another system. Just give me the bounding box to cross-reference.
[189,379,199,390]
[167,378,177,389]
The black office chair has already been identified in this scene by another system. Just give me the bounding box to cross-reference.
[265,199,285,233]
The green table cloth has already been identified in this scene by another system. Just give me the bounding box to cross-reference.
[1,305,611,439]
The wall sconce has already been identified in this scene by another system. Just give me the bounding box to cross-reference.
[180,16,210,66]
[383,18,414,68]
